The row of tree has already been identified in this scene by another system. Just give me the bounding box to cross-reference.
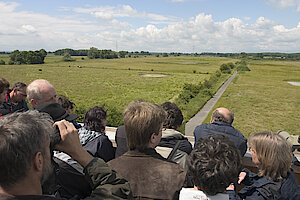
[49,49,300,61]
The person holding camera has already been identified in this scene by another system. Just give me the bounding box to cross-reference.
[0,110,132,200]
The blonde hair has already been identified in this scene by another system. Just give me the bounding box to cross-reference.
[249,132,292,180]
[123,101,166,151]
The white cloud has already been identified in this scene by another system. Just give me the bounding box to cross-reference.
[72,5,177,23]
[267,0,300,11]
[0,1,19,12]
[18,25,36,33]
[1,2,300,52]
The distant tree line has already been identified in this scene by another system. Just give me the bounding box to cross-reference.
[2,48,300,64]
[87,47,118,59]
[8,49,47,64]
[54,49,88,56]
[200,52,300,60]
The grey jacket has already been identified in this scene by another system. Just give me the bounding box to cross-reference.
[156,129,192,170]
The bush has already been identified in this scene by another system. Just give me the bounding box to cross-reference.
[236,60,250,71]
[220,63,232,74]
[9,49,47,64]
[62,53,75,62]
[215,70,221,77]
[0,60,5,65]
[74,104,123,127]
[237,65,250,71]
[162,53,168,57]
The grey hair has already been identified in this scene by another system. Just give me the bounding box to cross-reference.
[26,79,53,101]
[0,110,53,189]
[211,109,234,125]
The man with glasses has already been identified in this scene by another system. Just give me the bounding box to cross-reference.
[0,82,28,115]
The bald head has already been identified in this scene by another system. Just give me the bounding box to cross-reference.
[211,107,234,125]
[27,79,57,108]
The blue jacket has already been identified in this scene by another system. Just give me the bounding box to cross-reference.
[193,121,247,156]
[237,169,300,200]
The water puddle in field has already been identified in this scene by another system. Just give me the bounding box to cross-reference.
[141,73,169,78]
[287,82,300,86]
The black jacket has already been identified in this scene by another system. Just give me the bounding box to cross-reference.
[0,90,28,116]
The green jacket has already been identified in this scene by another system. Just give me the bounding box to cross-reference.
[74,158,133,200]
[0,158,133,200]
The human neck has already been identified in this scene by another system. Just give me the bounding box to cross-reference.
[0,176,42,196]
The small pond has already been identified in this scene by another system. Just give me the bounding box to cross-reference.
[287,82,300,86]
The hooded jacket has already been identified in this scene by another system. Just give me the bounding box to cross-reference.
[78,127,115,162]
[156,128,192,170]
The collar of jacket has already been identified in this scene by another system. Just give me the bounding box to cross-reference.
[212,121,232,127]
[162,128,185,139]
[125,149,167,161]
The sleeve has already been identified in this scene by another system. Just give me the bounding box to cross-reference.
[79,158,133,200]
[241,168,259,186]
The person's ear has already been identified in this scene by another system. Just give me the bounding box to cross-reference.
[149,133,156,144]
[30,99,38,108]
[33,152,44,173]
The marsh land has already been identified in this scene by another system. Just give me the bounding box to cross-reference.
[0,55,299,136]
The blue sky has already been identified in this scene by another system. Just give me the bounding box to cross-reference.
[1,0,300,52]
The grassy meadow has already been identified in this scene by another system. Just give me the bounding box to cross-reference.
[1,54,299,136]
[0,54,235,125]
[202,59,300,136]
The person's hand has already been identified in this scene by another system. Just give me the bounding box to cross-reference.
[54,120,80,155]
[238,172,247,184]
[226,183,235,191]
[54,120,93,167]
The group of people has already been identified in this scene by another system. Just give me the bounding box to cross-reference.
[0,77,299,200]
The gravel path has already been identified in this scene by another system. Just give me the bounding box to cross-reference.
[185,71,237,136]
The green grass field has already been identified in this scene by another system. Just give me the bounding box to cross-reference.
[0,55,235,125]
[1,55,299,135]
[202,60,300,136]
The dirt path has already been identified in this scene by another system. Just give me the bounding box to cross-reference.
[185,71,237,136]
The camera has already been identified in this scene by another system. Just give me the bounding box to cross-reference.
[50,126,62,151]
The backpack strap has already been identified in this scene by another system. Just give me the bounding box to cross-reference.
[167,140,181,161]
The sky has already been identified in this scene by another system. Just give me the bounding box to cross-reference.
[1,0,300,53]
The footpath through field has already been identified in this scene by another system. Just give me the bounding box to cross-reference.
[185,71,237,136]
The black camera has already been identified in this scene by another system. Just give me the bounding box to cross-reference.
[50,126,62,151]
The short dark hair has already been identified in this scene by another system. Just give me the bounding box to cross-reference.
[0,110,53,189]
[161,102,183,129]
[124,101,166,151]
[58,95,74,110]
[211,109,234,124]
[189,134,242,195]
[0,78,9,94]
[83,106,106,133]
[12,82,27,91]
